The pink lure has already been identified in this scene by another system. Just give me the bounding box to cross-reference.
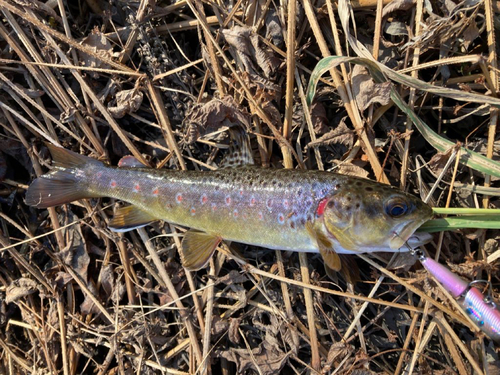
[418,253,500,342]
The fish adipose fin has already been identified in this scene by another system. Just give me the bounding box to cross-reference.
[118,155,147,168]
[180,230,222,270]
[306,222,341,271]
[221,126,254,168]
[109,205,157,232]
[25,145,102,208]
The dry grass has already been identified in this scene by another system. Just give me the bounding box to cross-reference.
[0,0,499,374]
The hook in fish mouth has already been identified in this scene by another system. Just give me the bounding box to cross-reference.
[390,220,431,249]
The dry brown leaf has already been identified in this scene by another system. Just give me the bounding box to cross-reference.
[332,160,369,178]
[216,341,290,375]
[308,119,354,149]
[183,96,251,144]
[6,278,39,304]
[222,25,279,78]
[217,270,248,285]
[382,0,416,17]
[108,87,144,118]
[79,28,113,78]
[80,280,101,315]
[310,101,329,134]
[352,65,392,111]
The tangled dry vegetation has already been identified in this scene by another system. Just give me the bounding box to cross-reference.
[1,0,500,373]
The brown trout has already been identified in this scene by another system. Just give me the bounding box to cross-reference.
[26,145,433,272]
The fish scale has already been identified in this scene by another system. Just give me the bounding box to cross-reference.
[25,145,433,272]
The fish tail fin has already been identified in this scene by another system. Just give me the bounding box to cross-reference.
[25,145,102,208]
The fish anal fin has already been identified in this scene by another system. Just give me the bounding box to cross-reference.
[109,205,157,232]
[180,230,221,271]
[118,155,147,168]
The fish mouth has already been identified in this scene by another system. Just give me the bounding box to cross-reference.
[389,219,429,249]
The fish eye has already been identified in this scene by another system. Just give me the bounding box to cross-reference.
[385,199,409,218]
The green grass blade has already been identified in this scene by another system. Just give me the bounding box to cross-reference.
[420,216,500,232]
[306,55,500,178]
[432,208,500,215]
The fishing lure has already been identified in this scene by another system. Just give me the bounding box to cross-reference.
[414,249,500,342]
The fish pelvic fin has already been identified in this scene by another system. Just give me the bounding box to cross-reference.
[180,230,221,271]
[25,145,103,208]
[109,205,157,232]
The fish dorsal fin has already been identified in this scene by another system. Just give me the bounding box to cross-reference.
[179,230,221,270]
[109,205,157,232]
[221,126,254,168]
[118,155,147,168]
[306,222,341,271]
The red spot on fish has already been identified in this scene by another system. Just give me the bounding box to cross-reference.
[283,199,290,209]
[316,198,329,216]
[258,212,264,220]
[211,203,217,211]
[201,194,208,204]
[176,193,183,203]
[110,180,117,188]
[239,190,244,196]
[152,188,159,195]
[233,209,239,218]
[225,196,232,205]
[134,184,141,192]
[190,207,196,215]
[277,213,285,224]
[250,197,256,206]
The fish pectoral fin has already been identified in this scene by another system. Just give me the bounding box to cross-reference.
[306,222,342,272]
[109,205,157,232]
[180,230,222,271]
[338,255,360,284]
[318,245,342,272]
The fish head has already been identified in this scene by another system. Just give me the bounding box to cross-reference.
[320,179,433,251]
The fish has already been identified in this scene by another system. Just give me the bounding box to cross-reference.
[415,250,500,342]
[25,144,433,273]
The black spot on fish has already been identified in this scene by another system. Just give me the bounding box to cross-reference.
[290,221,295,229]
[346,196,352,202]
[365,187,374,192]
[355,203,361,209]
[327,201,334,209]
